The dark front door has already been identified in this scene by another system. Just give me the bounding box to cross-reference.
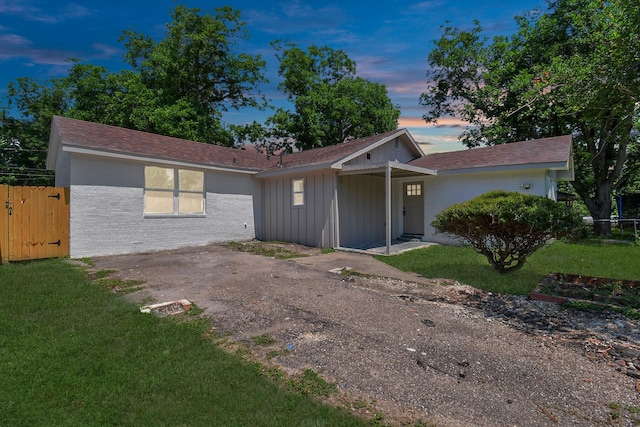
[403,182,424,235]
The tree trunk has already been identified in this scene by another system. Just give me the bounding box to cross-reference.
[588,197,613,237]
[573,177,613,237]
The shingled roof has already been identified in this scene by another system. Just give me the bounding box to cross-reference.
[50,116,275,172]
[49,116,572,177]
[260,129,414,173]
[409,135,572,172]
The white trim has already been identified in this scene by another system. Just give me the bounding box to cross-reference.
[255,162,335,178]
[339,161,437,176]
[62,146,260,175]
[330,129,424,169]
[292,178,305,207]
[433,162,570,176]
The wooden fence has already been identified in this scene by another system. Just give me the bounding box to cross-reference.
[0,185,69,263]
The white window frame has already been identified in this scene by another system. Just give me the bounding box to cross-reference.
[406,183,422,196]
[144,166,205,217]
[292,178,305,207]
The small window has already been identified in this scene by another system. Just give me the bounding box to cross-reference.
[406,183,422,196]
[292,178,305,206]
[144,166,204,215]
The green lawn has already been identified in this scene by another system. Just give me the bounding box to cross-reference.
[0,259,364,426]
[378,241,640,295]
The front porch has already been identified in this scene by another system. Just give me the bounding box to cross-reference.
[337,238,436,256]
[336,161,436,254]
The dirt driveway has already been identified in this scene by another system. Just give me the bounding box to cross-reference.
[92,242,639,426]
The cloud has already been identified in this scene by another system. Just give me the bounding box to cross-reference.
[407,1,448,13]
[399,116,470,128]
[0,33,71,65]
[0,1,94,23]
[92,43,123,60]
[246,1,348,36]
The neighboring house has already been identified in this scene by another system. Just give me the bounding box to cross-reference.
[46,116,574,257]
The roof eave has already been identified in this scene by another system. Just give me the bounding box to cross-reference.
[62,145,262,174]
[330,129,422,168]
[45,119,61,170]
[255,161,335,178]
[434,161,570,176]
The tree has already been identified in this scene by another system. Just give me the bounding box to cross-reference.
[120,5,268,146]
[263,42,400,153]
[1,5,269,184]
[0,78,68,185]
[431,191,583,273]
[421,0,640,236]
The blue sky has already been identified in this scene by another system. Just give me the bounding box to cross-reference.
[0,0,544,153]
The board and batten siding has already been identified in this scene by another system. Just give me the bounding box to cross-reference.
[67,154,260,257]
[262,171,336,247]
[423,169,550,244]
[337,175,386,248]
[345,136,417,167]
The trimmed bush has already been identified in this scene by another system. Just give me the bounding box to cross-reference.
[432,190,583,273]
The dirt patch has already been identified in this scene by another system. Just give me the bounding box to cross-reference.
[91,242,640,426]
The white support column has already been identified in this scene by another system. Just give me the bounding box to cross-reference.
[333,172,340,248]
[385,163,392,255]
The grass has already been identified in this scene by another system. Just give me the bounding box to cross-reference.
[251,333,278,346]
[0,259,365,426]
[378,241,640,296]
[227,241,310,259]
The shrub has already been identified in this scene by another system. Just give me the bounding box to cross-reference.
[431,190,583,273]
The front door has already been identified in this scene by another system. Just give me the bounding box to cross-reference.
[403,182,424,235]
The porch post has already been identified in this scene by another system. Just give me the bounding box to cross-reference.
[385,163,392,255]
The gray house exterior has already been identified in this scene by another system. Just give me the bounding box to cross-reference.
[47,116,574,257]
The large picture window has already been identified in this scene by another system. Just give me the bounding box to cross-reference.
[144,166,204,215]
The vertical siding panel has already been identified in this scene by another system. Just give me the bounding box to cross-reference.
[365,178,373,242]
[263,181,271,241]
[315,174,323,246]
[321,173,338,247]
[283,178,290,242]
[306,175,315,246]
[270,180,277,241]
[277,178,284,241]
[357,177,364,244]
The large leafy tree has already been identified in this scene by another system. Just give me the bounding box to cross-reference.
[0,5,268,185]
[120,5,268,145]
[263,43,400,153]
[421,0,640,236]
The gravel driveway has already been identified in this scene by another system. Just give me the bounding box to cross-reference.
[92,242,640,426]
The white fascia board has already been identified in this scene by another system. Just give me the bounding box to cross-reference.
[254,162,334,178]
[435,161,569,176]
[62,145,260,175]
[388,161,437,176]
[339,161,437,176]
[46,122,61,170]
[46,136,60,170]
[330,129,423,168]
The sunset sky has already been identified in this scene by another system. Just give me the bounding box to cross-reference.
[0,0,544,152]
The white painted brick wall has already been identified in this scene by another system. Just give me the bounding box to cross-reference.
[69,186,256,257]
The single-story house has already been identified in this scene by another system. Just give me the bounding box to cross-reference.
[46,116,574,257]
